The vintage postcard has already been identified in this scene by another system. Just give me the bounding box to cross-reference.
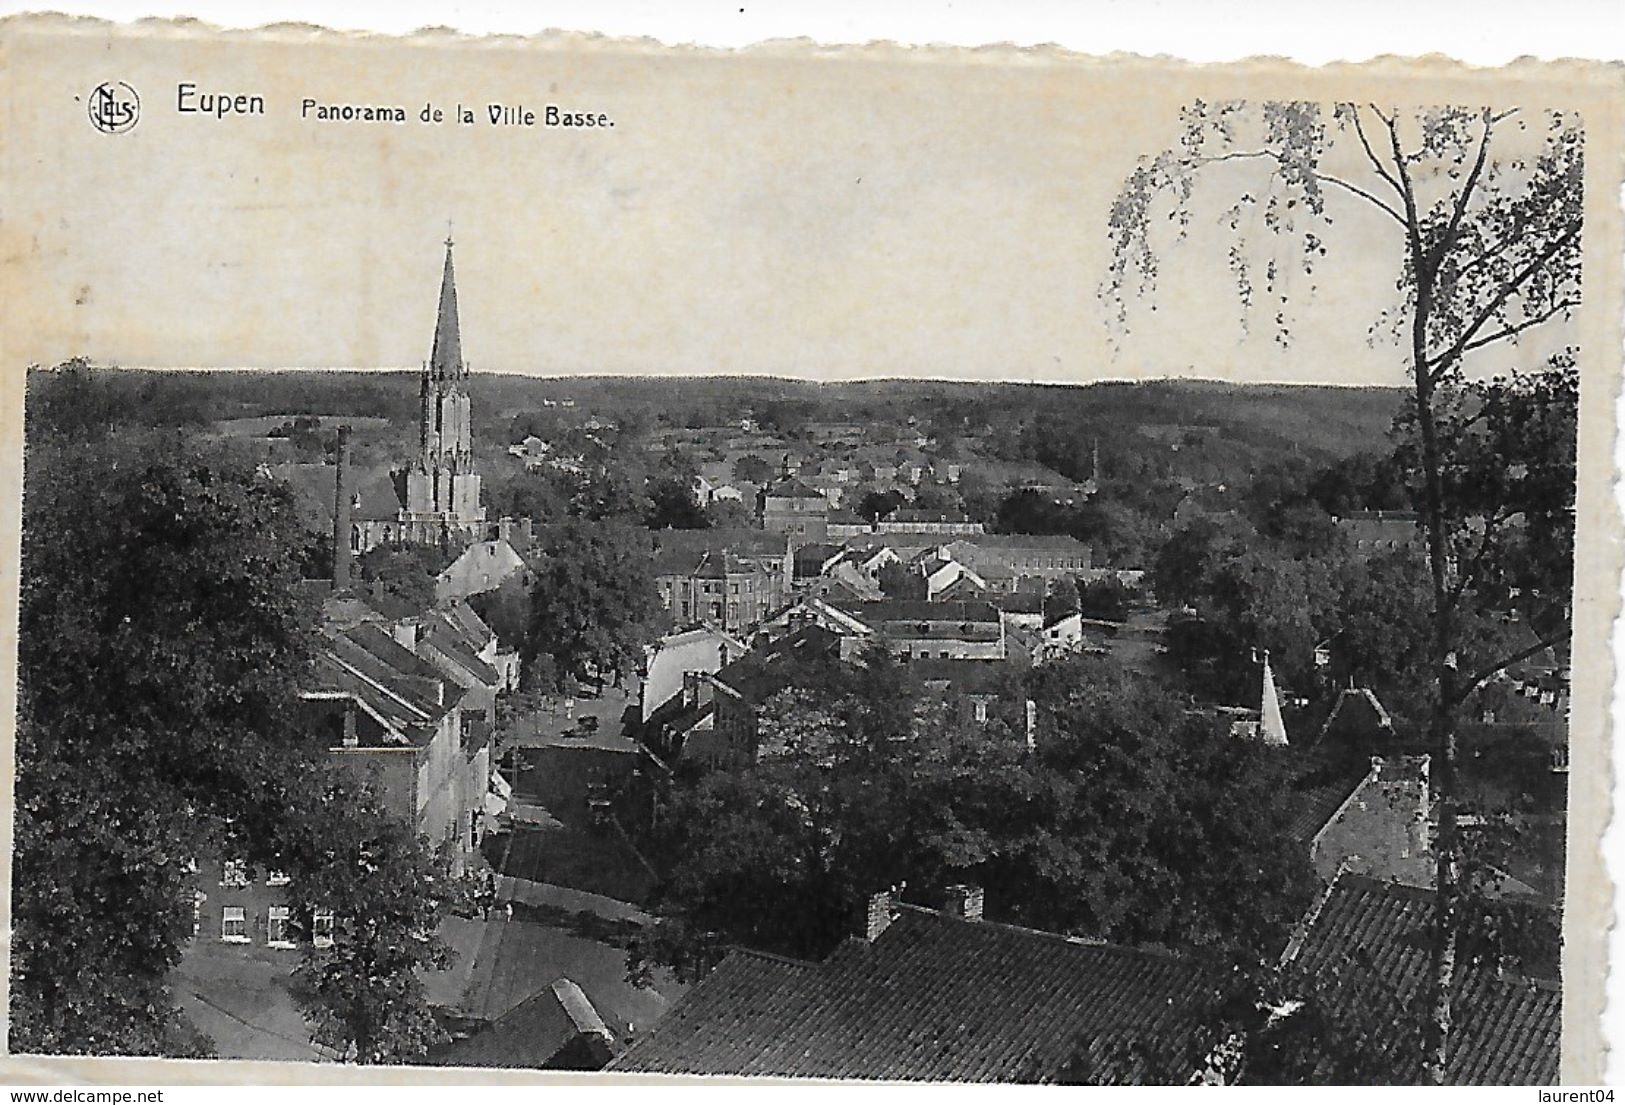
[0,16,1620,1087]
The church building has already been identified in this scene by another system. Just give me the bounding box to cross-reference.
[277,239,491,554]
[391,237,487,544]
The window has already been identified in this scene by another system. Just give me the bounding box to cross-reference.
[312,909,335,949]
[267,906,293,948]
[221,906,249,943]
[266,870,291,887]
[221,859,249,888]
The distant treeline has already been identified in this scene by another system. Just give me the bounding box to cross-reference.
[24,361,423,440]
[25,362,1407,474]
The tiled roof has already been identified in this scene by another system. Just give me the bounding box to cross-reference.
[273,462,404,527]
[712,624,844,704]
[611,908,1218,1083]
[842,599,1002,625]
[948,534,1090,553]
[651,529,787,575]
[908,657,1015,695]
[311,623,463,747]
[1284,773,1363,848]
[423,618,502,686]
[427,978,614,1070]
[1313,688,1394,750]
[763,476,828,501]
[443,599,495,645]
[1286,874,1560,1085]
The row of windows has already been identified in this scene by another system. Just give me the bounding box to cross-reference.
[206,901,333,949]
[220,858,290,889]
[1005,556,1085,570]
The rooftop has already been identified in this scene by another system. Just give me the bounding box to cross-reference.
[763,476,829,501]
[611,906,1219,1083]
[1287,874,1559,1085]
[842,599,1003,626]
[948,534,1091,553]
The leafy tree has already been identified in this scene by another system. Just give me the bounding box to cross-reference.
[1072,499,1164,569]
[11,438,317,1055]
[876,560,916,599]
[995,487,1070,536]
[487,469,569,524]
[1152,514,1255,609]
[1310,450,1409,516]
[1044,581,1082,625]
[645,475,711,530]
[704,498,754,528]
[523,521,668,690]
[732,453,774,485]
[856,487,906,523]
[1328,548,1434,712]
[633,649,1312,982]
[955,470,1002,522]
[1075,575,1139,621]
[466,573,530,649]
[25,361,213,440]
[1017,655,1315,953]
[569,461,653,523]
[1241,459,1345,558]
[282,768,454,1063]
[1107,100,1581,1080]
[25,358,119,442]
[909,481,964,515]
[357,541,458,614]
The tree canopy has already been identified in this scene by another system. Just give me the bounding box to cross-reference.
[1106,99,1581,1082]
[522,521,668,690]
[12,438,316,1054]
[13,436,464,1060]
[633,648,1313,981]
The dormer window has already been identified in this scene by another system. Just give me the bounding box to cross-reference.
[221,859,249,888]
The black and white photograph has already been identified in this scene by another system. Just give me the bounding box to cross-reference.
[0,15,1619,1088]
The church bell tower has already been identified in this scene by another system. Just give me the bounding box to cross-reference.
[398,237,485,541]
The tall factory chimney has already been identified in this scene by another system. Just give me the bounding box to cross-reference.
[333,425,353,592]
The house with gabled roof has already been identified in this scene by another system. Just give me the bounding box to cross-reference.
[307,622,489,869]
[652,529,791,633]
[831,598,1007,661]
[426,977,619,1071]
[758,469,831,541]
[1277,872,1558,1084]
[612,872,1558,1086]
[609,886,1221,1084]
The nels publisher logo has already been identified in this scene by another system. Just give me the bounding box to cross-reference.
[87,81,140,133]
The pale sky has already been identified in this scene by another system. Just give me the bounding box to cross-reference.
[0,22,1593,387]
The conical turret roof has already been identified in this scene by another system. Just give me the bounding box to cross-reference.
[1260,654,1289,747]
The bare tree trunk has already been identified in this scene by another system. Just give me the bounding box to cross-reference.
[1412,274,1460,1087]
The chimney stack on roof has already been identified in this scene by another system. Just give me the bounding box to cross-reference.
[944,884,984,922]
[863,884,903,943]
[332,425,353,592]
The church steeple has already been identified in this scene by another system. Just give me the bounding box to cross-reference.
[428,235,465,382]
[1260,653,1289,747]
[396,237,486,543]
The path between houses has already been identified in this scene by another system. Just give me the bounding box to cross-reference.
[494,873,655,925]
